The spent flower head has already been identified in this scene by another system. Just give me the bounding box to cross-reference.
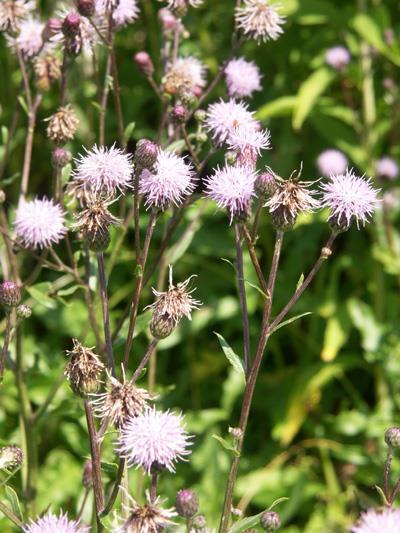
[118,406,192,473]
[225,57,262,99]
[65,339,104,397]
[22,511,90,533]
[139,149,195,209]
[164,56,207,96]
[351,508,400,533]
[7,16,44,59]
[317,149,348,176]
[14,197,67,249]
[0,445,24,470]
[204,164,257,223]
[235,0,286,43]
[45,104,79,145]
[0,0,35,33]
[91,373,150,428]
[71,144,133,197]
[320,169,379,230]
[265,167,319,230]
[205,98,258,146]
[114,493,176,533]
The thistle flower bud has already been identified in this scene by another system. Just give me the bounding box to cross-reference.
[134,51,154,77]
[171,104,188,123]
[134,139,158,170]
[0,281,21,308]
[42,18,62,41]
[175,489,199,518]
[320,247,332,260]
[45,105,79,146]
[0,445,24,470]
[76,0,95,17]
[255,171,277,199]
[196,132,208,144]
[385,427,400,448]
[51,147,72,169]
[192,514,207,529]
[159,8,177,32]
[229,426,243,440]
[86,227,111,252]
[16,304,32,319]
[82,460,93,488]
[64,339,104,397]
[194,109,206,122]
[62,12,81,37]
[260,510,281,531]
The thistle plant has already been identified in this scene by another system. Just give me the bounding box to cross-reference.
[0,0,396,531]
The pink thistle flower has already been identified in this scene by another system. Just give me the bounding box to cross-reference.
[139,149,195,209]
[205,99,258,146]
[351,508,400,533]
[325,46,351,71]
[71,144,133,196]
[95,0,139,27]
[204,164,257,222]
[0,0,35,33]
[7,17,44,59]
[22,511,89,533]
[14,198,67,249]
[51,9,101,55]
[161,0,203,9]
[235,0,286,43]
[173,56,207,88]
[376,156,399,180]
[118,407,192,473]
[227,126,271,168]
[320,169,379,230]
[317,149,348,176]
[225,57,262,99]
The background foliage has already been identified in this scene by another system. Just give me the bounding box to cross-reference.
[1,0,400,531]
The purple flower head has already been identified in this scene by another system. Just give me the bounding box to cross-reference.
[225,57,262,99]
[23,511,89,533]
[71,144,133,196]
[51,8,101,55]
[320,169,379,230]
[7,17,44,59]
[0,0,35,33]
[204,164,257,223]
[227,126,271,168]
[139,149,195,209]
[235,0,286,43]
[118,407,192,474]
[95,0,139,27]
[317,149,348,176]
[376,156,399,180]
[351,508,400,533]
[205,98,258,146]
[14,198,67,249]
[325,46,350,70]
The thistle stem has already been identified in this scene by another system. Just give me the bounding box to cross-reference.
[131,339,158,383]
[150,472,158,504]
[234,224,251,377]
[0,312,12,382]
[384,447,393,501]
[0,500,24,528]
[84,401,104,525]
[97,252,116,377]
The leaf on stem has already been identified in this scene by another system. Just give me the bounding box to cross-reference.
[5,485,23,521]
[211,435,240,457]
[270,312,312,334]
[214,332,245,383]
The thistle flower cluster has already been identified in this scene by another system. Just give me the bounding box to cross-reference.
[22,511,90,533]
[225,57,262,99]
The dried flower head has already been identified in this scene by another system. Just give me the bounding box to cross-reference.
[325,46,350,71]
[0,445,24,470]
[34,51,62,91]
[14,197,67,249]
[225,57,262,99]
[118,406,192,473]
[45,105,79,145]
[265,167,319,230]
[376,156,399,180]
[91,374,150,428]
[147,266,201,339]
[204,164,257,223]
[205,99,258,146]
[74,196,120,252]
[139,149,195,209]
[0,0,34,33]
[227,126,271,168]
[22,511,90,533]
[351,508,400,533]
[320,169,379,230]
[235,0,286,43]
[96,0,140,28]
[0,280,21,308]
[164,56,207,96]
[161,0,203,18]
[65,339,104,397]
[114,494,176,533]
[7,16,44,59]
[316,149,348,177]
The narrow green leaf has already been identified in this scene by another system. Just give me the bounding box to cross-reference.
[257,95,297,120]
[229,511,264,533]
[5,485,23,521]
[374,485,390,507]
[124,122,136,142]
[293,67,335,130]
[268,496,289,510]
[26,282,56,309]
[244,280,268,299]
[165,139,185,153]
[211,435,240,457]
[214,332,245,382]
[295,273,305,291]
[271,312,312,334]
[1,126,8,145]
[352,14,400,66]
[100,461,118,477]
[17,96,28,116]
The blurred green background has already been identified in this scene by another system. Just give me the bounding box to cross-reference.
[1,0,400,531]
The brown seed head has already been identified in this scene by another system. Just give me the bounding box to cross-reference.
[45,104,79,145]
[65,339,104,397]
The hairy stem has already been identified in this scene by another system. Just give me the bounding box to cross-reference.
[97,252,116,377]
[131,339,158,383]
[84,401,104,525]
[235,224,251,376]
[0,312,12,382]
